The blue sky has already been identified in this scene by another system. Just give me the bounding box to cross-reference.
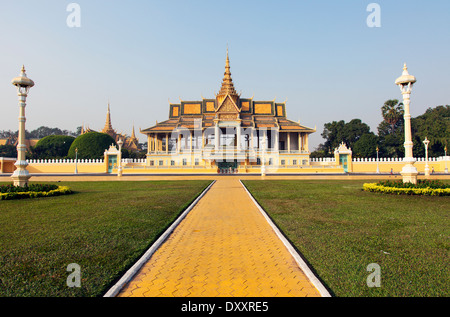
[1,0,449,149]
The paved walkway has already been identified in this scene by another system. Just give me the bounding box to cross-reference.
[115,179,323,297]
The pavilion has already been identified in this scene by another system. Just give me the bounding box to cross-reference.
[141,50,315,172]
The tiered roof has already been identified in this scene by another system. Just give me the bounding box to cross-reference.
[141,51,315,135]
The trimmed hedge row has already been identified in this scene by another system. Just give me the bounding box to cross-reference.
[363,183,450,196]
[0,186,73,200]
[376,179,450,189]
[0,184,58,193]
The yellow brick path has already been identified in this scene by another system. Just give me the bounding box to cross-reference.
[117,179,321,297]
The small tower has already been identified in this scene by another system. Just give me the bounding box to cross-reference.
[101,102,116,137]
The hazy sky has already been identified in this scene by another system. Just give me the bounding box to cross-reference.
[1,0,449,149]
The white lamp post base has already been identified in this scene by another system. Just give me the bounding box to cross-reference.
[424,165,430,177]
[400,163,418,184]
[11,170,31,187]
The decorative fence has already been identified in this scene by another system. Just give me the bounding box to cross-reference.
[309,156,448,162]
[352,156,447,162]
[27,159,105,164]
[6,155,445,174]
[26,158,147,164]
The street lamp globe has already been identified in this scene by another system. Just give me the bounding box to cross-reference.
[12,65,35,94]
[395,64,416,93]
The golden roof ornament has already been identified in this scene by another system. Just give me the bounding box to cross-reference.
[216,47,239,106]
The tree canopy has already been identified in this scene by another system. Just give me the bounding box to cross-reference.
[411,105,450,157]
[31,135,75,159]
[313,103,449,158]
[0,145,17,158]
[0,126,80,140]
[68,132,116,159]
[320,119,376,157]
[381,99,404,134]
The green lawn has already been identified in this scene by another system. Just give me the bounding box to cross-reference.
[242,179,449,297]
[0,180,211,297]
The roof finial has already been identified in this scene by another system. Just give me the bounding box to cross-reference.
[131,123,136,139]
[402,63,410,76]
[216,45,239,105]
[102,101,114,133]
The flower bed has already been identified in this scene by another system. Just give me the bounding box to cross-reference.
[363,180,450,196]
[0,184,73,200]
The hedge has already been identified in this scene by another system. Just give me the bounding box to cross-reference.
[68,132,116,160]
[363,183,450,196]
[0,186,73,200]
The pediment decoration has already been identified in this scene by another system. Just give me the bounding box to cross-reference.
[216,95,240,114]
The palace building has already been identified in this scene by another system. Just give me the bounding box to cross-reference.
[140,51,316,172]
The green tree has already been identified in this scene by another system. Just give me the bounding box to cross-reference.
[0,145,17,158]
[68,132,116,159]
[376,99,405,158]
[411,105,450,157]
[377,119,404,158]
[352,133,379,158]
[31,135,75,159]
[381,99,404,134]
[310,144,328,158]
[321,119,372,155]
[321,120,346,155]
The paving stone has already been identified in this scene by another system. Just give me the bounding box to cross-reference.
[117,179,321,297]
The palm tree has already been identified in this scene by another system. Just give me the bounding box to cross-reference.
[381,99,404,134]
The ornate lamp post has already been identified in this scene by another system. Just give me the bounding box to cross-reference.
[74,148,78,174]
[11,66,34,187]
[261,135,266,177]
[423,137,430,177]
[376,146,380,174]
[117,139,123,177]
[395,64,418,184]
[445,145,448,174]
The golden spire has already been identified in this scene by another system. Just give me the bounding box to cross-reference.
[216,47,239,106]
[131,123,137,140]
[102,102,115,135]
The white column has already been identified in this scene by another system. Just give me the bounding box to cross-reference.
[287,132,291,153]
[201,130,205,149]
[166,133,169,154]
[251,129,255,150]
[11,93,30,186]
[236,125,241,151]
[215,123,219,152]
[275,129,279,152]
[400,88,418,183]
[305,134,309,152]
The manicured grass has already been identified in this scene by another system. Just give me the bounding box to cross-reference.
[242,179,449,297]
[0,180,211,297]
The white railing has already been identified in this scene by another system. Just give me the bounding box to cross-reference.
[352,156,447,162]
[26,158,148,164]
[27,159,104,164]
[121,158,147,163]
[310,157,336,162]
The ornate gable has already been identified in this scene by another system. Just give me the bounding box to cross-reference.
[216,95,240,120]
